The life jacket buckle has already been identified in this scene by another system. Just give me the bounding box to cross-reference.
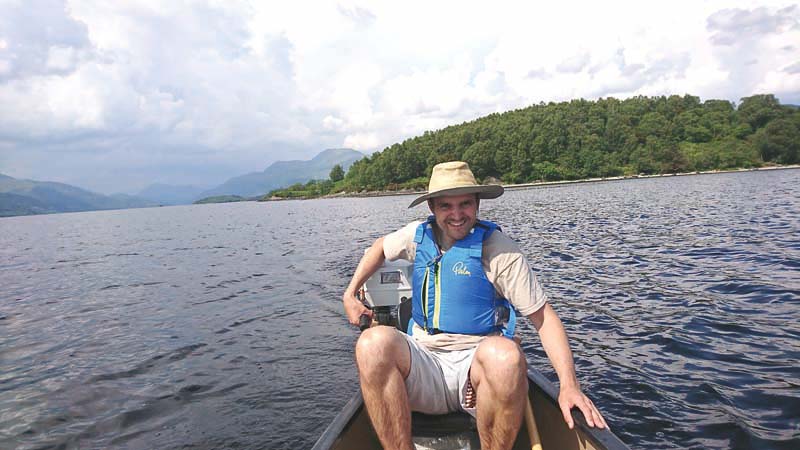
[426,254,442,267]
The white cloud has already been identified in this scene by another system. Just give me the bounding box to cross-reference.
[343,132,380,151]
[784,62,800,74]
[0,0,798,193]
[322,115,345,131]
[337,4,376,27]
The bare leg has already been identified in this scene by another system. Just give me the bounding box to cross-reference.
[355,326,414,450]
[470,336,528,450]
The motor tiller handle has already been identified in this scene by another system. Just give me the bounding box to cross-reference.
[359,314,371,331]
[357,286,372,331]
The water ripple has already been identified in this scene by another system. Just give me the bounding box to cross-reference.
[0,170,798,449]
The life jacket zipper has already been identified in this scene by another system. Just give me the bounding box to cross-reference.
[426,251,443,334]
[433,260,441,330]
[422,268,429,330]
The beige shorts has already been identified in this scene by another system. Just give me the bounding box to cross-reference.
[401,332,479,417]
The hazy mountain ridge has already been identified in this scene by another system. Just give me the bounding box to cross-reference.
[197,148,363,199]
[136,183,208,206]
[0,174,156,217]
[1,148,366,216]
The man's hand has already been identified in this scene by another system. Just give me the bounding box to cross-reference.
[343,291,372,326]
[342,236,385,326]
[557,384,608,430]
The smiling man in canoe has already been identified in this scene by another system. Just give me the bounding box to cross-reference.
[343,161,607,450]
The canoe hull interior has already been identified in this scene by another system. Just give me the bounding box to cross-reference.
[312,368,629,450]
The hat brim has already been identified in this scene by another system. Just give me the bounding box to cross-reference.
[408,185,504,208]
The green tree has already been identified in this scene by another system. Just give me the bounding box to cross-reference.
[702,99,735,138]
[329,164,345,182]
[629,145,658,174]
[462,141,495,180]
[531,161,563,181]
[737,94,785,131]
[753,117,800,163]
[636,112,672,144]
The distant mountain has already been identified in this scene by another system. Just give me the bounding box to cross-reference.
[198,148,364,198]
[0,174,156,217]
[0,148,366,215]
[136,183,207,206]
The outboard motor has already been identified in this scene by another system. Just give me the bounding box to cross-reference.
[359,258,413,332]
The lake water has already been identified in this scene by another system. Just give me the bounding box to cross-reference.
[1,169,798,449]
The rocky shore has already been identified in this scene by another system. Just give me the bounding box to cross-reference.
[309,164,800,201]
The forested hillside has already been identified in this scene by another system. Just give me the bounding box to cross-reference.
[342,94,799,191]
[0,174,155,217]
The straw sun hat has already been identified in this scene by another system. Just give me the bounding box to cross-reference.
[408,161,504,208]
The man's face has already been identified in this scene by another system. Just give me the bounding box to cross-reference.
[429,194,479,246]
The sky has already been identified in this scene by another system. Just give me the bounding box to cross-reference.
[0,0,798,194]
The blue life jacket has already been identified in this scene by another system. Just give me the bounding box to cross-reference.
[410,216,516,338]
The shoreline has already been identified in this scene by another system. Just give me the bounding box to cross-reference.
[313,164,800,200]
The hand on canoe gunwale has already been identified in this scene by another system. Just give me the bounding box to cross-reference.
[528,303,608,430]
[558,383,609,430]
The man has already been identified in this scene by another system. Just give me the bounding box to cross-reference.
[343,161,607,450]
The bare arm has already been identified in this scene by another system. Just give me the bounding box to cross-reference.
[528,304,607,429]
[342,237,386,325]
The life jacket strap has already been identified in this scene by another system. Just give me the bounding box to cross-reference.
[501,300,517,339]
[414,216,435,244]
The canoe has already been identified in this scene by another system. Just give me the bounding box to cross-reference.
[311,367,630,450]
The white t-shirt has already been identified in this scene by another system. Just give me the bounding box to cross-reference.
[383,220,548,350]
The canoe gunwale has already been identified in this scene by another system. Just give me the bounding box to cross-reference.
[526,368,630,450]
[309,390,365,450]
[311,367,630,450]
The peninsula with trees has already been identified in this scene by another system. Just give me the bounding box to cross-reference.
[265,94,799,199]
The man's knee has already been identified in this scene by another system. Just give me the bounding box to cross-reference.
[475,337,527,377]
[355,326,408,376]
